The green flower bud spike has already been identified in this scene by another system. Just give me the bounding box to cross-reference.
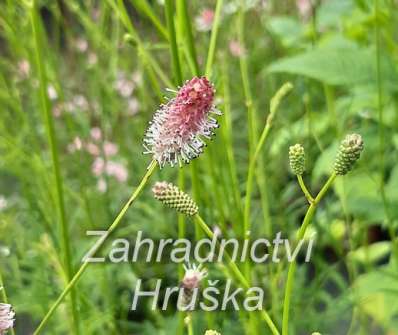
[289,144,305,175]
[334,133,364,175]
[152,182,199,216]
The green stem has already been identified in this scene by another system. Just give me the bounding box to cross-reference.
[33,160,158,335]
[187,313,194,335]
[165,0,183,85]
[111,0,173,89]
[374,0,397,261]
[297,175,314,204]
[195,215,280,335]
[204,0,224,78]
[282,173,337,335]
[30,2,80,334]
[176,0,200,76]
[133,0,169,41]
[243,83,293,233]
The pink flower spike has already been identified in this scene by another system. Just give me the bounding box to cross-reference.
[0,302,15,333]
[143,76,221,168]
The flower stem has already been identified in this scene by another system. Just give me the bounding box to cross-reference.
[243,82,293,233]
[282,172,337,335]
[195,215,280,335]
[32,160,158,335]
[176,0,200,76]
[297,175,314,204]
[187,313,194,335]
[165,0,183,86]
[30,2,80,334]
[205,0,224,78]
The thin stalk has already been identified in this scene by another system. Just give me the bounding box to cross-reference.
[33,160,158,335]
[133,0,169,41]
[204,0,224,78]
[195,215,280,335]
[243,83,293,233]
[110,0,173,88]
[187,313,194,335]
[176,0,200,76]
[297,175,314,204]
[374,0,397,261]
[220,55,243,222]
[30,2,80,334]
[0,273,16,335]
[282,173,337,335]
[165,0,183,85]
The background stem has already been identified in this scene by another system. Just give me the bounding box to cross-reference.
[282,173,336,335]
[33,160,157,335]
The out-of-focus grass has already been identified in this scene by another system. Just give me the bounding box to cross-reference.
[0,0,397,334]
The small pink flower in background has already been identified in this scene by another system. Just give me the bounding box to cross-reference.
[297,0,312,19]
[64,95,89,113]
[195,8,215,32]
[17,59,30,78]
[229,40,246,57]
[73,95,89,110]
[75,38,88,53]
[86,142,100,156]
[97,178,107,193]
[67,136,83,153]
[127,97,140,116]
[92,157,105,176]
[0,196,8,211]
[52,103,63,118]
[90,127,102,141]
[114,72,135,97]
[47,84,58,100]
[106,161,128,183]
[144,76,221,167]
[103,141,118,157]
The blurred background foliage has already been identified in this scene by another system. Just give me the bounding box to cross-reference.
[0,0,397,334]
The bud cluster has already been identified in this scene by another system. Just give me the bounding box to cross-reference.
[334,133,364,175]
[289,144,305,175]
[152,182,199,216]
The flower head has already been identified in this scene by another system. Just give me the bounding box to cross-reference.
[152,182,198,216]
[182,263,207,290]
[195,8,215,32]
[144,77,220,167]
[178,263,207,311]
[334,134,364,175]
[0,303,15,334]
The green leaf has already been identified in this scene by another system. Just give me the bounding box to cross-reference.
[267,46,397,90]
